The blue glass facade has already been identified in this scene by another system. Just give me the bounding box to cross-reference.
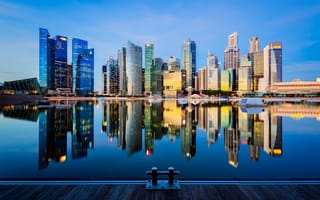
[39,28,68,90]
[144,43,154,95]
[54,36,68,89]
[72,38,88,93]
[76,49,94,95]
[39,28,50,88]
[126,41,142,96]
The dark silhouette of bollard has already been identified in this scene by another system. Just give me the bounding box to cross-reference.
[151,167,158,186]
[168,167,174,185]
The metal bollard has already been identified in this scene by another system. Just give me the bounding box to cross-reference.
[168,167,174,185]
[151,167,158,185]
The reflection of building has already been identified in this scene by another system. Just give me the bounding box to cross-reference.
[72,102,94,159]
[262,110,282,156]
[223,106,239,167]
[118,101,127,149]
[39,106,72,169]
[181,104,196,159]
[126,101,142,155]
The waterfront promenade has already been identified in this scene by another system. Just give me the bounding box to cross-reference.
[1,182,320,199]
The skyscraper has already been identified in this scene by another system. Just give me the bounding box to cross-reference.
[152,58,163,95]
[72,38,88,93]
[261,42,282,93]
[249,37,260,53]
[105,57,119,95]
[102,65,107,95]
[224,32,240,91]
[118,47,126,96]
[75,48,94,95]
[144,43,154,96]
[182,39,196,90]
[207,52,220,90]
[126,41,142,96]
[39,28,69,91]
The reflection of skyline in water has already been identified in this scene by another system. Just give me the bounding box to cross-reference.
[1,102,320,169]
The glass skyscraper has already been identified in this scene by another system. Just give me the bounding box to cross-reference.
[39,28,69,91]
[151,58,163,95]
[182,39,196,90]
[144,43,154,95]
[126,41,142,96]
[76,49,94,95]
[72,38,88,93]
[118,48,126,96]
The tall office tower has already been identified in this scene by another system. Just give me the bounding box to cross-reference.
[238,55,253,92]
[249,37,260,53]
[126,41,142,96]
[118,47,126,96]
[207,52,220,90]
[75,48,94,95]
[105,57,119,95]
[262,42,282,93]
[168,56,181,70]
[198,67,207,91]
[221,69,236,92]
[182,38,196,90]
[152,58,163,95]
[253,51,264,92]
[102,65,107,95]
[72,38,88,93]
[39,28,69,91]
[224,32,240,90]
[144,43,154,96]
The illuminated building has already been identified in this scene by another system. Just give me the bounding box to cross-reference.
[126,41,142,96]
[72,38,87,94]
[182,39,196,90]
[207,107,220,145]
[144,43,154,96]
[181,105,196,159]
[39,28,69,91]
[75,48,94,95]
[163,70,186,97]
[105,57,119,95]
[102,65,107,95]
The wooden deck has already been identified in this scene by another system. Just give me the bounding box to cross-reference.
[1,183,320,200]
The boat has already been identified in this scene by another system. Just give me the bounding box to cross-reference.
[238,98,266,107]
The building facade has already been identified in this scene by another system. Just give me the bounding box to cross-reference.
[163,70,186,97]
[39,28,69,91]
[224,32,240,91]
[75,48,94,95]
[118,47,127,96]
[72,38,88,93]
[182,39,196,90]
[221,69,236,92]
[152,58,163,95]
[207,52,220,90]
[144,43,154,96]
[126,41,142,96]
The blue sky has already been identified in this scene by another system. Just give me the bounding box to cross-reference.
[0,0,319,91]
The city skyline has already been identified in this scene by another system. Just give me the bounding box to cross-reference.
[0,0,319,91]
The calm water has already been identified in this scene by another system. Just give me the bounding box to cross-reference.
[0,99,320,180]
